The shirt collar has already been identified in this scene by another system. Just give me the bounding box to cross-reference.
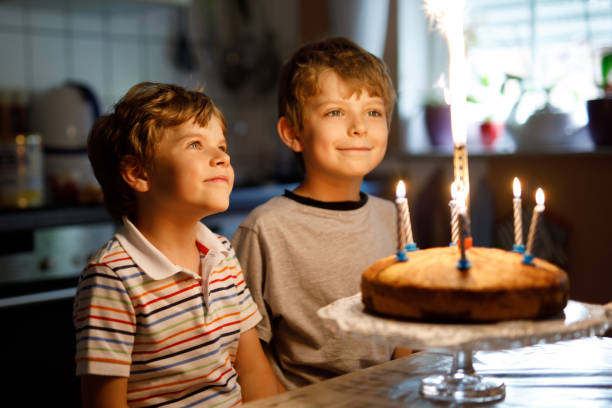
[115,217,229,280]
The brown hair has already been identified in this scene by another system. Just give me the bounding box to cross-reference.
[278,37,396,130]
[87,82,226,220]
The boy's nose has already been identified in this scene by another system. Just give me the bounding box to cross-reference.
[348,114,366,137]
[211,151,231,167]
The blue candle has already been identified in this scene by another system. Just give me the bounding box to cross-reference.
[456,188,471,270]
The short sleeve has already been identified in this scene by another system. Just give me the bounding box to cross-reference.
[220,242,261,334]
[231,226,272,343]
[73,264,136,377]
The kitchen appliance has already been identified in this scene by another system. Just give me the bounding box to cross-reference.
[30,82,102,204]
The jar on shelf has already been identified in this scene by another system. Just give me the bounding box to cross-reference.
[0,90,44,208]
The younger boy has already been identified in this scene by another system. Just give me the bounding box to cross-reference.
[231,37,408,390]
[73,82,280,407]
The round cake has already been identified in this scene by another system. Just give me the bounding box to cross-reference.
[361,246,570,322]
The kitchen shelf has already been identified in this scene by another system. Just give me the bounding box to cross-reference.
[0,204,112,233]
[0,182,389,233]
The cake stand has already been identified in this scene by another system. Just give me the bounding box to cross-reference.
[317,294,612,404]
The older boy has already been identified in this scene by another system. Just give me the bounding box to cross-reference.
[73,82,280,407]
[231,37,407,390]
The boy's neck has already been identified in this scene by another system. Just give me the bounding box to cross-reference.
[132,211,202,274]
[294,176,363,202]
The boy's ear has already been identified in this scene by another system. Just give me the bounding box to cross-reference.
[120,156,150,193]
[277,117,303,152]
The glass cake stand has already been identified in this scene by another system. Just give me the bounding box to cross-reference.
[317,294,612,404]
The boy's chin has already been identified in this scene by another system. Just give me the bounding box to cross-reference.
[335,165,379,179]
[204,201,230,215]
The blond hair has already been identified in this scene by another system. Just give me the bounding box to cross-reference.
[278,37,396,130]
[88,82,226,220]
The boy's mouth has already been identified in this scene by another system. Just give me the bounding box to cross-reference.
[337,146,372,152]
[204,176,229,184]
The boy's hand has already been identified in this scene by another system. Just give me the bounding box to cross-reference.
[81,374,128,408]
[235,327,284,401]
[392,346,416,359]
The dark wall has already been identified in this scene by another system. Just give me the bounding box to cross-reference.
[2,297,81,407]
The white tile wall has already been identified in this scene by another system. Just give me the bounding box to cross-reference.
[72,36,105,97]
[70,11,104,33]
[109,12,142,36]
[110,39,142,98]
[31,34,66,90]
[30,8,66,30]
[145,41,175,85]
[0,32,27,88]
[0,2,179,107]
[145,7,175,39]
[0,5,24,27]
[0,0,300,184]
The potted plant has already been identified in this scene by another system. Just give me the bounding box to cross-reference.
[423,87,452,148]
[467,74,507,148]
[586,49,612,147]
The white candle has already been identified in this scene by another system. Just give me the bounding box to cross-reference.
[513,177,524,249]
[424,1,471,217]
[449,182,460,244]
[395,181,412,255]
[525,188,545,255]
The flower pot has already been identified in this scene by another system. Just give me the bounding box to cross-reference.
[586,98,612,147]
[424,104,452,147]
[480,122,504,146]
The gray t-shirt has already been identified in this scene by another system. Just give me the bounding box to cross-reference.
[231,191,398,389]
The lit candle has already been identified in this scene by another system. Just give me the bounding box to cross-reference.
[449,182,460,246]
[395,181,409,261]
[512,177,525,253]
[523,188,545,265]
[424,0,470,216]
[456,187,471,270]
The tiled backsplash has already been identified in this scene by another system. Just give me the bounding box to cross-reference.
[0,2,180,109]
[0,0,300,185]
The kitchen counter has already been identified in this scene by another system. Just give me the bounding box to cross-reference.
[0,184,293,304]
[0,182,390,305]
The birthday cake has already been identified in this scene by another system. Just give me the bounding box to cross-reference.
[361,246,569,322]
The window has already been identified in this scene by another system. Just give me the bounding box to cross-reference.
[466,0,612,125]
[398,0,612,152]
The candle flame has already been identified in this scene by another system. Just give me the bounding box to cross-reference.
[455,185,467,213]
[535,188,545,206]
[450,182,459,200]
[396,180,406,198]
[435,74,450,105]
[513,177,522,198]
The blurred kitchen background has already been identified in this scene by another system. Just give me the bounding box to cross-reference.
[0,0,611,404]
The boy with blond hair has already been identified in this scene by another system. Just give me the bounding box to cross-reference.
[232,37,409,390]
[73,82,280,407]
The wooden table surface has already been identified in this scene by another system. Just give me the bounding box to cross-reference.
[242,336,612,407]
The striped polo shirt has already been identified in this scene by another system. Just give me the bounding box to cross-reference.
[73,218,261,407]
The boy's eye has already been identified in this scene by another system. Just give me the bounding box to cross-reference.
[368,110,383,117]
[326,110,342,117]
[219,144,227,153]
[188,141,202,149]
